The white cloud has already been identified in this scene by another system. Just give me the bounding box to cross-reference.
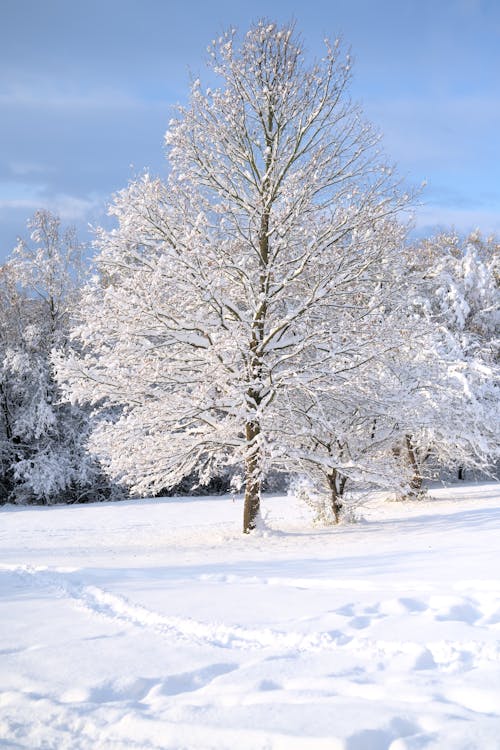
[9,162,55,177]
[0,80,169,111]
[0,185,104,222]
[414,204,500,236]
[365,94,500,171]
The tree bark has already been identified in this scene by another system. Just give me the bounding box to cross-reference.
[405,434,424,496]
[243,419,261,532]
[327,468,344,524]
[242,137,271,533]
[0,383,16,503]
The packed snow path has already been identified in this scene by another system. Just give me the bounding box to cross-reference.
[1,483,500,749]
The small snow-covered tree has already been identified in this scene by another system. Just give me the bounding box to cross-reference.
[274,218,421,520]
[283,227,499,514]
[57,21,412,531]
[0,211,116,504]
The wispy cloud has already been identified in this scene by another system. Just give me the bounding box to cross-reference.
[366,94,500,172]
[0,181,104,222]
[414,205,500,236]
[0,81,171,110]
[8,162,56,178]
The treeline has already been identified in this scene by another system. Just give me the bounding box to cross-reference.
[1,213,497,517]
[0,211,500,521]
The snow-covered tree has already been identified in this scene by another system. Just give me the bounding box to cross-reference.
[0,211,116,504]
[283,226,500,515]
[273,218,420,520]
[391,230,500,490]
[57,21,412,531]
[0,265,23,500]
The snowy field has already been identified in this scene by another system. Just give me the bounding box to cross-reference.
[1,483,500,750]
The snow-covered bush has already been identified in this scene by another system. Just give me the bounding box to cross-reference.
[292,476,365,525]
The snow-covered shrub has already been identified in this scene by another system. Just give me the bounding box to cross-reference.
[292,476,364,525]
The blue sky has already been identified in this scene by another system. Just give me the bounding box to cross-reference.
[1,0,499,260]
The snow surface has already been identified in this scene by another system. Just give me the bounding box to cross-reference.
[1,482,500,749]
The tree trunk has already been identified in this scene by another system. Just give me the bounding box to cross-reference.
[405,434,424,497]
[242,102,272,534]
[327,469,344,524]
[243,419,261,533]
[409,473,423,493]
[0,383,16,503]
